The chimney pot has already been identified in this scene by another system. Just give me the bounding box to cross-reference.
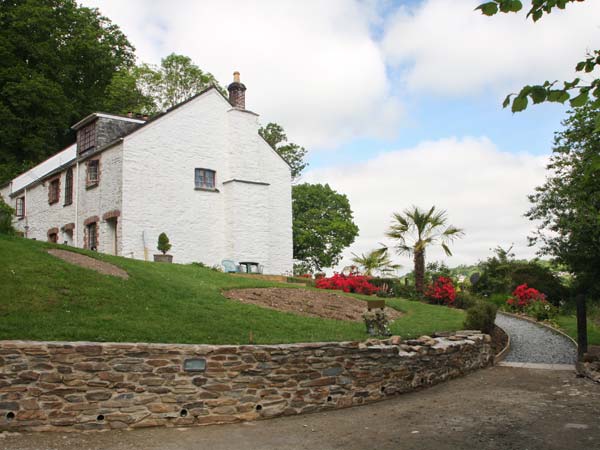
[227,71,246,109]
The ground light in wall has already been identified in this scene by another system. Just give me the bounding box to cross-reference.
[154,232,173,263]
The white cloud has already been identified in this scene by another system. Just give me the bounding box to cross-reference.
[82,0,402,149]
[303,136,548,272]
[382,0,600,95]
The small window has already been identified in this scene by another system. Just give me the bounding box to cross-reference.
[15,197,25,219]
[48,233,58,243]
[87,222,97,250]
[64,168,73,205]
[87,160,99,187]
[79,122,96,153]
[48,179,60,204]
[194,168,216,189]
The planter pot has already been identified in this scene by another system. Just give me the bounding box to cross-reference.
[154,254,173,263]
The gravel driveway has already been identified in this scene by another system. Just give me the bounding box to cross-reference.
[495,313,577,364]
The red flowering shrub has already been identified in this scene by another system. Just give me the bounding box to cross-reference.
[425,276,456,306]
[315,273,379,295]
[506,283,547,312]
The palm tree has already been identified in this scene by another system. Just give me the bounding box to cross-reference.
[351,247,401,277]
[386,206,464,295]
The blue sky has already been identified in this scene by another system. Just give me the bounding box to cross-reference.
[310,91,568,168]
[83,0,598,270]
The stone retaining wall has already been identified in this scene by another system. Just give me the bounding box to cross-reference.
[0,332,492,432]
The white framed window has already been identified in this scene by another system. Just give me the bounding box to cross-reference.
[48,178,60,204]
[87,222,97,250]
[64,167,73,205]
[195,168,216,189]
[87,159,99,187]
[15,196,25,218]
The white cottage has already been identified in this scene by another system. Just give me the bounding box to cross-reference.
[0,73,293,274]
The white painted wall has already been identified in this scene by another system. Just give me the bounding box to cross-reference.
[9,170,76,244]
[121,89,293,273]
[77,144,123,254]
[3,88,293,274]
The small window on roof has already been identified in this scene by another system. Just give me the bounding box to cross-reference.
[79,122,96,153]
[194,168,216,190]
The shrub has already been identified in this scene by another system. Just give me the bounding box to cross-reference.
[293,262,312,277]
[487,293,508,309]
[526,300,558,321]
[463,302,497,334]
[472,247,567,305]
[370,278,398,298]
[506,283,547,312]
[424,276,456,306]
[157,232,172,254]
[315,273,379,295]
[392,282,418,300]
[0,195,15,235]
[454,291,480,310]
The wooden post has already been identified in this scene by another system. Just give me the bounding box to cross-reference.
[576,294,588,360]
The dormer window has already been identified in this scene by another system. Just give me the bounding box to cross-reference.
[195,168,216,190]
[78,122,96,153]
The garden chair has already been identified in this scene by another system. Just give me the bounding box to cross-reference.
[221,259,240,273]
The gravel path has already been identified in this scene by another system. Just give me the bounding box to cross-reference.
[495,313,577,364]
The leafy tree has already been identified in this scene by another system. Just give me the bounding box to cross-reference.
[526,105,600,298]
[0,0,137,184]
[102,68,155,115]
[351,247,401,277]
[136,54,225,113]
[292,183,359,271]
[386,206,464,295]
[259,123,308,181]
[476,0,600,128]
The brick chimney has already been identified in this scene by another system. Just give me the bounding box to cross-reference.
[227,71,246,109]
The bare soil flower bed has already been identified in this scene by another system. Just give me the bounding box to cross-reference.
[223,287,402,322]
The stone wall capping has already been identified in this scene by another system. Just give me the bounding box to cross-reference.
[0,331,492,432]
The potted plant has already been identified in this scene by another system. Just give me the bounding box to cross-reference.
[154,232,173,263]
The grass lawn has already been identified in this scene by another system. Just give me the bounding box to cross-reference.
[0,236,465,344]
[555,315,600,346]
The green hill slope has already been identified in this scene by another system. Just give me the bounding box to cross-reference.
[0,236,465,344]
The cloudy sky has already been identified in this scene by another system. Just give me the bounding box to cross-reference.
[83,0,599,271]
